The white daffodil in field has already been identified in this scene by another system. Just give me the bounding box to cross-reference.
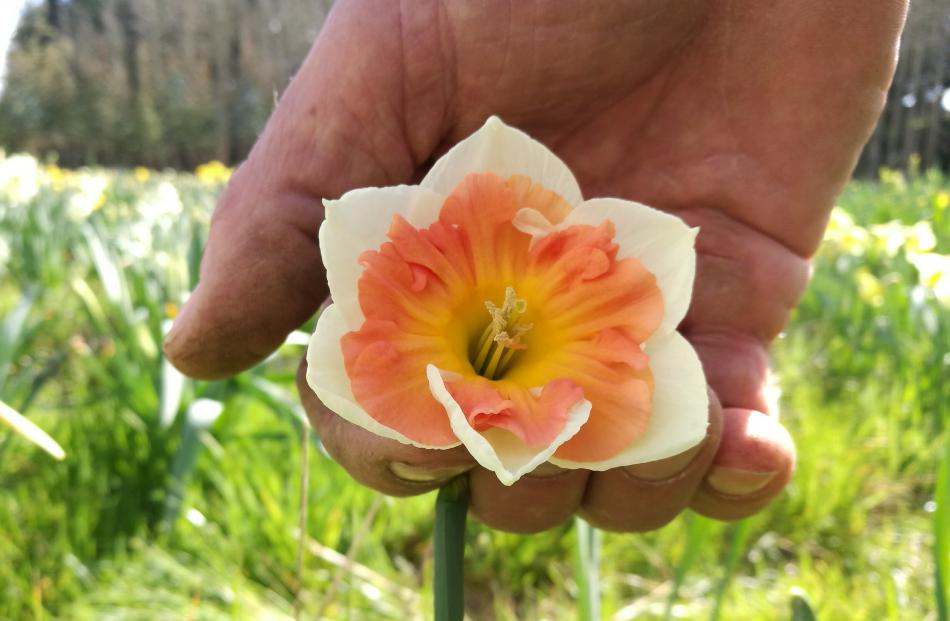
[0,152,41,207]
[66,173,108,222]
[0,399,65,461]
[0,235,9,272]
[136,181,184,225]
[306,116,707,485]
[870,220,937,258]
[909,251,950,307]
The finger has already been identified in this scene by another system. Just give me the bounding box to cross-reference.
[296,358,475,497]
[679,207,811,412]
[689,408,795,521]
[686,338,797,520]
[578,389,723,532]
[164,0,447,379]
[677,218,802,518]
[690,335,773,413]
[468,465,589,534]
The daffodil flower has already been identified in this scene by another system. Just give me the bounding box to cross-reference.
[306,117,708,485]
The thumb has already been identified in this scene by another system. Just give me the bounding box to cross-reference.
[163,0,447,379]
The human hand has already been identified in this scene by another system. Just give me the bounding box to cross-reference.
[164,0,908,532]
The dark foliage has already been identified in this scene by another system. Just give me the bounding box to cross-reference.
[0,0,330,169]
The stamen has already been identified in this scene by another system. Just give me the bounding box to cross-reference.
[472,286,533,379]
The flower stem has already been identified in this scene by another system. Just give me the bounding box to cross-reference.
[935,431,950,621]
[574,516,601,621]
[434,476,469,621]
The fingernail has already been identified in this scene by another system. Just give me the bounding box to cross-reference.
[163,289,199,351]
[389,462,471,483]
[706,466,777,496]
[163,321,181,350]
[163,308,189,351]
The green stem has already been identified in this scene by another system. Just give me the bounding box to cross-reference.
[935,432,950,621]
[709,519,753,621]
[790,591,818,621]
[434,476,469,621]
[575,516,601,621]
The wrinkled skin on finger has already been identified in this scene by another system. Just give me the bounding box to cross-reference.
[166,0,908,532]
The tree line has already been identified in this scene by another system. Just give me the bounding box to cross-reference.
[0,0,330,169]
[0,0,947,173]
[856,0,949,175]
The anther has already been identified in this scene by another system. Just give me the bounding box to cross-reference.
[472,287,532,379]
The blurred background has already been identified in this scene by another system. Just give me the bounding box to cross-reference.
[0,1,948,620]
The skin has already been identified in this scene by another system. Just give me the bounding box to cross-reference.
[163,0,908,533]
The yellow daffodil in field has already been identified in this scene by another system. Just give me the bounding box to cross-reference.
[45,163,70,191]
[195,160,233,185]
[878,168,907,192]
[855,267,885,307]
[306,117,707,485]
[134,166,151,183]
[935,191,949,212]
[824,208,870,256]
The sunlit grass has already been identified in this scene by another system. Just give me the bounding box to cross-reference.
[0,155,946,619]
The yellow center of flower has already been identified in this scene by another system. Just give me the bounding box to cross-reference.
[471,286,533,380]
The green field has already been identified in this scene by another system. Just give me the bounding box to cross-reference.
[0,154,947,620]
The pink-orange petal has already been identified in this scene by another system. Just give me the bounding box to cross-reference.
[506,219,662,463]
[446,377,583,449]
[356,219,461,333]
[438,173,533,283]
[528,222,664,344]
[506,174,573,225]
[341,319,457,447]
[445,379,515,433]
[551,348,654,462]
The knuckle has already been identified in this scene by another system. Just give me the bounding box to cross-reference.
[579,501,683,533]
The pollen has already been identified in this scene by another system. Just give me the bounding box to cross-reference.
[472,286,533,380]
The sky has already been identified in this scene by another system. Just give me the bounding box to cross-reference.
[0,0,31,93]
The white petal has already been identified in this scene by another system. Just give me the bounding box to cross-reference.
[306,304,457,450]
[421,116,583,207]
[567,198,698,334]
[426,365,591,485]
[320,185,446,331]
[551,331,708,471]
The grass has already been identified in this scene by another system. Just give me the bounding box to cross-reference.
[936,433,949,621]
[0,155,947,620]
